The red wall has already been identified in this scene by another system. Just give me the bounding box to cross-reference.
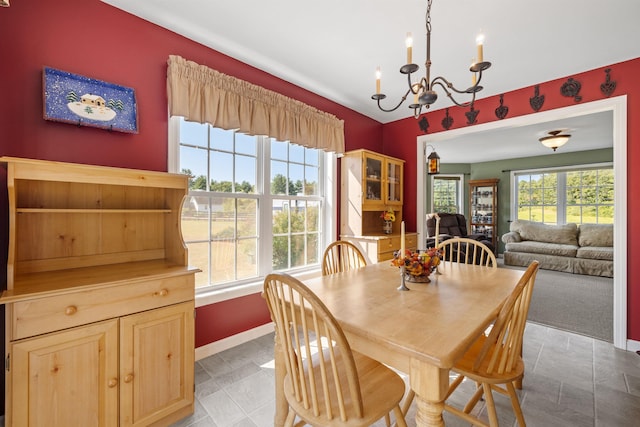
[383,58,640,341]
[0,0,637,351]
[0,0,382,349]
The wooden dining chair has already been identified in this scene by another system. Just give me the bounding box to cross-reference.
[263,273,408,427]
[442,260,539,427]
[322,240,367,275]
[401,261,539,423]
[437,237,497,268]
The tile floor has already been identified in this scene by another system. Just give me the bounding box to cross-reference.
[172,323,640,427]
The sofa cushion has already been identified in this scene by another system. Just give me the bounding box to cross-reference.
[504,251,574,274]
[576,246,613,261]
[510,219,578,246]
[579,223,613,247]
[501,231,522,244]
[573,257,614,277]
[505,241,578,257]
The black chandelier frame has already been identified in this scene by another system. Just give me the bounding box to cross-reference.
[372,0,491,118]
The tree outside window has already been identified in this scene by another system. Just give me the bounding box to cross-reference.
[177,118,325,289]
[516,167,613,225]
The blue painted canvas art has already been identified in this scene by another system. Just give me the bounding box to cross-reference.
[43,67,138,133]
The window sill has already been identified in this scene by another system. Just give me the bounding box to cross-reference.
[195,268,323,307]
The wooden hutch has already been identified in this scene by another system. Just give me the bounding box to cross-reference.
[0,157,199,426]
[340,149,417,262]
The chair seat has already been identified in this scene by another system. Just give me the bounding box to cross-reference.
[285,349,406,427]
[452,336,525,385]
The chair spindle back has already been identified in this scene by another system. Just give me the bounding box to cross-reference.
[263,273,364,422]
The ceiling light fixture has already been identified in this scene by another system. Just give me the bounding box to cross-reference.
[371,0,491,118]
[539,130,571,151]
[426,145,440,175]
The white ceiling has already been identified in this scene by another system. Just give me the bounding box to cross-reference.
[101,0,637,161]
[424,110,614,163]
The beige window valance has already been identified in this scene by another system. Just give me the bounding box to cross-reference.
[167,55,345,153]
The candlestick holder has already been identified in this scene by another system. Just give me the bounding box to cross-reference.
[397,265,410,291]
[434,263,442,275]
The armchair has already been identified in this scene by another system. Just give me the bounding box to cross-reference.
[426,212,495,252]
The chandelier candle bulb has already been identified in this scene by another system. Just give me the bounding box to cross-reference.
[406,32,413,64]
[471,60,477,85]
[476,34,484,63]
[375,67,381,94]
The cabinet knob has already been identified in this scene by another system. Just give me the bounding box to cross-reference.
[124,374,134,383]
[65,305,78,315]
[157,289,169,297]
[108,378,118,388]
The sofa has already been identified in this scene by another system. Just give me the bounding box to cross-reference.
[426,213,495,253]
[501,219,613,277]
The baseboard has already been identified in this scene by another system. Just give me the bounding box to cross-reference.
[194,322,275,361]
[626,339,640,352]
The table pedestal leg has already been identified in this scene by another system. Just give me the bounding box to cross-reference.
[273,331,287,427]
[410,359,449,427]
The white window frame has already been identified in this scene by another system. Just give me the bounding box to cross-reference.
[429,173,464,214]
[509,162,613,224]
[168,116,337,304]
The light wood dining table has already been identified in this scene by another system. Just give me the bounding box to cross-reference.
[272,260,525,427]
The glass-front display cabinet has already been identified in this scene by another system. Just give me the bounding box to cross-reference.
[341,149,405,236]
[469,178,499,248]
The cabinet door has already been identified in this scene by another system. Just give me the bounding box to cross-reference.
[385,158,403,206]
[362,152,385,208]
[119,301,195,427]
[9,319,119,427]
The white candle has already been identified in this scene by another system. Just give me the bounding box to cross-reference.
[375,67,381,94]
[400,221,406,257]
[406,32,413,64]
[471,58,477,85]
[434,214,440,247]
[476,33,484,63]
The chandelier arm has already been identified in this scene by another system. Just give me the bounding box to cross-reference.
[430,80,476,108]
[430,76,477,96]
[408,72,423,94]
[375,88,414,112]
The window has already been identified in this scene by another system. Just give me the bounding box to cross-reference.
[270,140,322,270]
[431,175,463,213]
[566,168,614,223]
[173,117,331,291]
[514,165,613,224]
[516,172,558,223]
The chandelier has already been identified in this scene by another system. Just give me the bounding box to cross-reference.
[371,0,491,118]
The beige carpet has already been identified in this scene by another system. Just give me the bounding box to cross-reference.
[498,258,613,342]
